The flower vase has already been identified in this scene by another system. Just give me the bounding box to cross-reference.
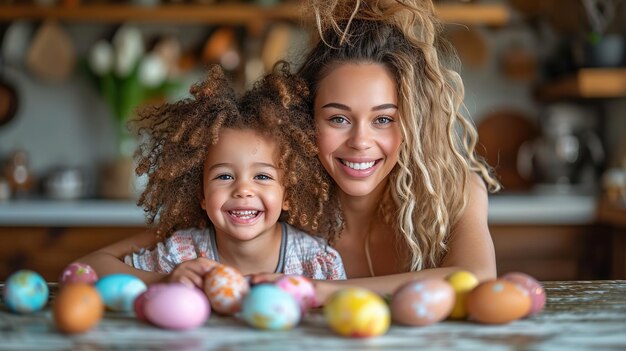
[99,123,145,200]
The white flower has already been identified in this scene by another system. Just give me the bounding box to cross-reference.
[113,25,144,77]
[138,53,167,88]
[88,40,114,76]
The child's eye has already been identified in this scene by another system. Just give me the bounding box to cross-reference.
[374,115,394,125]
[255,174,273,181]
[214,174,233,180]
[329,115,349,125]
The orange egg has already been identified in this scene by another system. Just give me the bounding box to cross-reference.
[53,283,104,333]
[466,279,531,324]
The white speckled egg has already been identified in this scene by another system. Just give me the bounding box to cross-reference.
[391,279,455,326]
[275,275,317,313]
[59,262,98,286]
[241,284,301,330]
[143,284,210,330]
[3,270,49,313]
[95,274,147,312]
[203,264,249,315]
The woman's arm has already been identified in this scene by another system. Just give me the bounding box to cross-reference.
[75,230,167,284]
[314,174,496,302]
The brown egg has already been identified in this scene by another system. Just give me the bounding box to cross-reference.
[466,279,531,324]
[53,283,104,333]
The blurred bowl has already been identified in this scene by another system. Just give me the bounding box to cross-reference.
[45,168,86,200]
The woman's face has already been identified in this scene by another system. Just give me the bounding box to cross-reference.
[314,63,403,198]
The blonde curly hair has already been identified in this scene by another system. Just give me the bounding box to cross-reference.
[131,63,339,240]
[298,0,500,271]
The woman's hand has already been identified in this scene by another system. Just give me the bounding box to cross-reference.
[166,258,220,288]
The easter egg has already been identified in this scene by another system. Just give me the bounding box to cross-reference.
[59,262,98,286]
[203,264,249,315]
[446,270,479,319]
[134,283,168,322]
[241,284,301,330]
[466,279,531,324]
[95,274,147,312]
[324,287,390,338]
[501,271,546,316]
[53,283,104,334]
[391,278,454,326]
[275,275,317,313]
[3,270,49,313]
[143,284,210,330]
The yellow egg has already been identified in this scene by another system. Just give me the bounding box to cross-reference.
[446,270,479,319]
[324,287,390,338]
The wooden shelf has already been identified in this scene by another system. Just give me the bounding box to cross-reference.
[0,3,509,25]
[536,68,626,101]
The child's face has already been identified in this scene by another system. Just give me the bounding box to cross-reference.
[200,128,287,241]
[314,63,403,198]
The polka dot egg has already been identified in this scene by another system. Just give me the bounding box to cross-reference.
[275,275,317,313]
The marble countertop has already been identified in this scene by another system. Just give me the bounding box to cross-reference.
[0,280,624,351]
[0,193,599,227]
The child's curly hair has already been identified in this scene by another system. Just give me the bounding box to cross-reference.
[131,63,339,241]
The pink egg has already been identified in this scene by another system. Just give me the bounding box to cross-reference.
[143,284,210,330]
[203,264,249,315]
[391,279,455,326]
[59,262,98,285]
[276,275,317,313]
[501,272,546,316]
[134,283,168,322]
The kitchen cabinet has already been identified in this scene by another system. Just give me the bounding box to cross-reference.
[0,3,509,26]
[0,226,143,281]
[536,68,626,101]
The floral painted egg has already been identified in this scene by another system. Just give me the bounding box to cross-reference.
[95,273,147,312]
[142,284,210,330]
[466,279,531,324]
[3,270,49,313]
[501,271,546,316]
[324,287,390,338]
[241,284,301,330]
[53,283,104,334]
[391,278,455,326]
[59,262,99,286]
[275,275,317,313]
[446,270,479,319]
[203,264,249,315]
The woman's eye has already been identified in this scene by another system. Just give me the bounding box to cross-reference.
[329,115,349,125]
[374,116,394,125]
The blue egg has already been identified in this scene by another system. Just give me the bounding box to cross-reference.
[3,270,49,313]
[95,274,147,312]
[241,284,301,330]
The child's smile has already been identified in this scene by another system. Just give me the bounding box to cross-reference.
[200,128,287,242]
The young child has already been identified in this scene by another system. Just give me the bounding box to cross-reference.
[78,64,345,287]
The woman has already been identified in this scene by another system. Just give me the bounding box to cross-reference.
[285,0,501,300]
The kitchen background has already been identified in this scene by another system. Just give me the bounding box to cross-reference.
[0,0,625,281]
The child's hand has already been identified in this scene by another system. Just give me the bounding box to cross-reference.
[167,258,219,288]
[247,272,284,285]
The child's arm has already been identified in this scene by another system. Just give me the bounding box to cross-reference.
[76,230,167,284]
[312,174,496,302]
